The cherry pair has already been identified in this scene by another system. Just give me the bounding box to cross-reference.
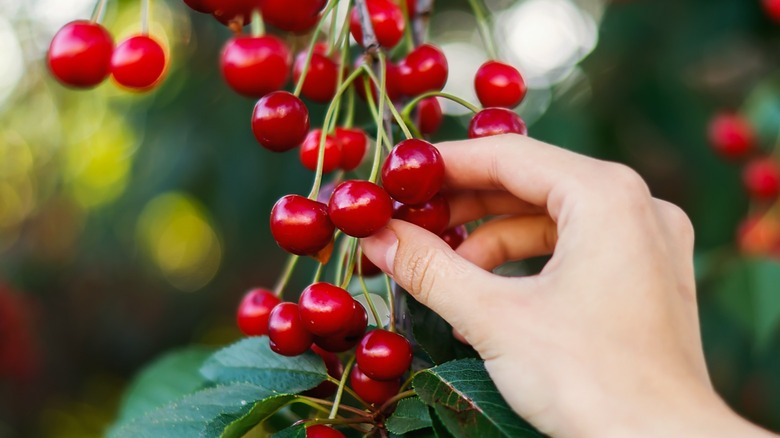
[299,128,369,173]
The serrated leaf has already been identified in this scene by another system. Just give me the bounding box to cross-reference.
[407,297,478,365]
[271,424,306,438]
[386,397,432,434]
[413,359,543,438]
[429,407,454,438]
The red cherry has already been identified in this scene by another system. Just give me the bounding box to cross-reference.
[763,0,780,21]
[355,59,402,103]
[349,365,401,405]
[393,194,450,236]
[252,91,310,152]
[203,0,261,25]
[354,252,382,277]
[261,0,326,33]
[350,0,406,49]
[268,302,314,356]
[468,108,528,139]
[306,425,345,438]
[300,130,343,173]
[182,0,214,13]
[416,97,443,136]
[440,225,468,250]
[707,113,755,160]
[743,158,780,200]
[329,181,393,237]
[381,139,445,205]
[293,43,341,103]
[313,303,368,353]
[474,60,527,108]
[111,35,167,90]
[236,288,282,336]
[738,214,780,256]
[48,21,113,88]
[356,330,413,381]
[404,0,416,18]
[221,35,290,98]
[335,127,369,171]
[303,345,345,398]
[397,44,448,97]
[270,195,335,256]
[299,283,356,336]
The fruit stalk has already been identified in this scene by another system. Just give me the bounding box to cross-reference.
[141,0,150,35]
[329,356,356,419]
[91,0,108,23]
[467,0,498,59]
[272,255,300,297]
[294,0,340,97]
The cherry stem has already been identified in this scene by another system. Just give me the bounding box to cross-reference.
[378,389,416,413]
[355,0,380,50]
[328,10,354,133]
[340,238,358,288]
[402,90,480,118]
[325,376,373,409]
[332,0,355,55]
[399,0,415,51]
[363,80,394,153]
[384,274,396,332]
[141,0,150,35]
[293,397,334,417]
[399,369,423,392]
[329,355,356,419]
[361,62,414,140]
[467,0,499,60]
[342,87,356,128]
[294,0,340,97]
[273,255,300,297]
[250,9,265,37]
[333,234,349,286]
[90,0,108,23]
[299,395,371,417]
[312,262,324,283]
[358,267,384,328]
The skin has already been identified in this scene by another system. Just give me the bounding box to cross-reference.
[361,134,778,438]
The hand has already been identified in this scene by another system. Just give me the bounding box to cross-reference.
[361,134,777,438]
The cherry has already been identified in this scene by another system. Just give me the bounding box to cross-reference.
[738,215,780,256]
[299,282,356,336]
[48,21,113,88]
[111,35,167,90]
[763,0,780,21]
[203,0,261,25]
[468,108,528,138]
[261,0,326,33]
[416,97,443,136]
[393,195,450,235]
[354,252,382,277]
[303,345,345,398]
[299,130,342,173]
[356,329,413,381]
[743,158,780,200]
[474,60,527,108]
[313,303,368,353]
[236,288,282,336]
[397,44,448,97]
[221,35,290,98]
[252,91,310,152]
[355,59,402,103]
[708,113,755,160]
[306,425,345,438]
[404,0,416,18]
[335,127,368,171]
[350,0,406,49]
[349,365,401,405]
[270,195,335,256]
[328,181,393,237]
[293,43,341,103]
[267,302,313,356]
[381,139,445,205]
[183,0,214,13]
[440,225,468,250]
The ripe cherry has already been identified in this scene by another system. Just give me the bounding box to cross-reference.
[303,345,345,398]
[306,425,345,438]
[397,44,448,97]
[313,303,368,353]
[404,0,416,18]
[299,130,343,173]
[356,330,413,381]
[474,60,527,108]
[236,288,282,336]
[743,158,780,200]
[440,225,468,250]
[354,252,382,277]
[416,97,443,136]
[349,365,401,405]
[335,127,368,171]
[183,0,214,13]
[763,0,780,21]
[299,282,356,336]
[203,0,260,25]
[270,195,335,256]
[267,302,313,356]
[350,0,406,49]
[252,91,310,152]
[393,195,451,236]
[293,43,341,103]
[381,139,445,205]
[221,35,290,98]
[48,21,113,88]
[261,0,326,33]
[329,181,393,237]
[738,215,780,256]
[708,113,755,160]
[468,108,528,138]
[111,35,167,90]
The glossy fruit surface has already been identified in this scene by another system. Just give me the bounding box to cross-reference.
[303,345,345,398]
[299,130,342,173]
[268,302,313,356]
[350,0,405,49]
[270,195,335,256]
[299,283,356,336]
[381,139,445,205]
[203,0,261,25]
[398,44,448,97]
[261,0,326,33]
[183,0,214,13]
[349,365,401,405]
[252,91,310,152]
[416,97,443,135]
[356,330,413,381]
[328,181,393,237]
[393,195,450,235]
[335,127,368,171]
[221,35,290,97]
[468,108,528,138]
[48,21,114,88]
[111,35,167,90]
[474,60,527,108]
[743,158,780,200]
[707,113,755,160]
[440,225,468,250]
[306,425,345,438]
[293,43,340,103]
[764,0,780,21]
[236,288,282,336]
[313,303,368,353]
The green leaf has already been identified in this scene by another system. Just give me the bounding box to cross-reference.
[271,424,306,438]
[407,297,478,365]
[429,407,454,438]
[413,359,543,438]
[385,397,432,434]
[200,337,327,393]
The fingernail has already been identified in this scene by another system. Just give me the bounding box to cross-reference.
[361,227,398,276]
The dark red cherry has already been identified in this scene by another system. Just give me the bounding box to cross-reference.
[313,303,368,353]
[335,127,369,171]
[293,43,340,103]
[404,0,416,18]
[48,21,113,88]
[236,288,282,336]
[381,139,445,205]
[350,0,405,49]
[306,425,345,438]
[468,107,528,138]
[708,113,755,160]
[111,35,167,90]
[356,330,413,381]
[203,0,261,25]
[183,0,214,13]
[743,158,780,200]
[299,283,356,336]
[303,345,345,398]
[393,195,450,235]
[252,91,310,152]
[355,59,402,103]
[270,195,335,256]
[221,35,290,98]
[764,0,780,21]
[268,302,313,356]
[329,181,393,237]
[440,225,468,250]
[398,44,448,97]
[300,130,343,173]
[261,0,326,33]
[354,252,382,277]
[474,60,527,108]
[349,365,401,405]
[416,97,443,136]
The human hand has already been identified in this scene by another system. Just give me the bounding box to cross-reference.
[361,134,776,438]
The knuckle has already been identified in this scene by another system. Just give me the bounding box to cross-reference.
[400,245,438,303]
[659,201,695,241]
[606,163,649,195]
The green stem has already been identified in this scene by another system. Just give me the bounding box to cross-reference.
[362,77,394,153]
[299,395,371,417]
[141,0,150,35]
[312,262,324,283]
[293,398,333,417]
[400,0,416,51]
[362,61,414,140]
[378,389,416,413]
[329,356,356,419]
[401,91,480,117]
[90,0,108,23]
[467,0,498,60]
[399,369,424,392]
[294,0,340,97]
[342,87,356,128]
[273,255,300,297]
[333,233,349,287]
[340,238,359,288]
[358,269,384,328]
[325,377,373,409]
[384,275,395,332]
[250,9,265,36]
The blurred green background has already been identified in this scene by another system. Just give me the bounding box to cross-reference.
[1,0,779,436]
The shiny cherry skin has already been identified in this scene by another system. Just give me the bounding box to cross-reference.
[440,225,468,250]
[354,252,382,277]
[270,195,335,256]
[298,282,356,336]
[398,44,448,97]
[349,365,401,405]
[203,0,261,25]
[313,303,368,353]
[764,0,780,21]
[393,194,451,235]
[416,97,443,136]
[303,345,344,398]
[221,35,290,98]
[48,21,113,88]
[468,108,528,138]
[183,0,214,13]
[355,59,402,103]
[306,425,345,438]
[350,0,405,49]
[236,288,282,336]
[356,330,413,381]
[743,158,780,200]
[299,130,343,173]
[267,302,313,356]
[252,91,310,152]
[381,139,445,205]
[293,43,340,103]
[708,113,755,160]
[328,181,393,238]
[261,0,326,33]
[111,35,167,90]
[335,127,368,171]
[474,60,527,108]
